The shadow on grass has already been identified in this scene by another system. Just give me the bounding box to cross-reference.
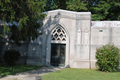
[0,64,42,78]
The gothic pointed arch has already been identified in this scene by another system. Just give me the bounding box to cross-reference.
[51,24,67,43]
[46,24,70,67]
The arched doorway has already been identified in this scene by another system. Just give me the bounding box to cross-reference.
[50,27,66,66]
[46,24,69,67]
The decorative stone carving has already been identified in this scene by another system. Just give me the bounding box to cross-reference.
[51,27,66,42]
[84,29,89,45]
[77,29,81,44]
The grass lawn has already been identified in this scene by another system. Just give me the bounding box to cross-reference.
[42,68,120,80]
[0,64,42,77]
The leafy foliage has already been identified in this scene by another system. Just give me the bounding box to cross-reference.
[89,0,120,20]
[53,0,68,9]
[45,0,68,10]
[3,50,21,66]
[96,44,120,72]
[66,0,88,12]
[0,0,46,45]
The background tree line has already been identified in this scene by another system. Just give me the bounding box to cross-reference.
[45,0,120,20]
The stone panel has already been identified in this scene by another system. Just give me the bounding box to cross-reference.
[73,60,90,68]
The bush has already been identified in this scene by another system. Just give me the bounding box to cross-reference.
[3,50,21,66]
[96,44,120,72]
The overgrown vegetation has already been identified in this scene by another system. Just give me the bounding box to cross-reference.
[96,44,120,72]
[0,64,42,77]
[3,50,21,66]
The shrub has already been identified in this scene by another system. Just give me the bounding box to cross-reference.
[3,50,21,66]
[96,44,120,72]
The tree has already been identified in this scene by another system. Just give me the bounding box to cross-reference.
[45,0,68,11]
[90,0,120,20]
[66,0,88,12]
[45,0,53,11]
[0,0,46,45]
[53,0,68,9]
[51,0,120,21]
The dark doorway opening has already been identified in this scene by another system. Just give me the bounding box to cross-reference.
[51,44,66,67]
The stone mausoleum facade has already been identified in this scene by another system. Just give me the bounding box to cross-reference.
[1,9,120,68]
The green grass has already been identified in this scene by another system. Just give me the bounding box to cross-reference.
[42,68,120,80]
[0,64,42,77]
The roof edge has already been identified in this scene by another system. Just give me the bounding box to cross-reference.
[43,9,91,14]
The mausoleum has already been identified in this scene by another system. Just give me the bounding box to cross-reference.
[1,9,120,69]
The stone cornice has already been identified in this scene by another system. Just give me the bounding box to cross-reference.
[44,9,91,20]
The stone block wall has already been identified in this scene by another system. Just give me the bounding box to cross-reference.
[1,33,29,64]
[91,21,120,68]
[27,43,43,66]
